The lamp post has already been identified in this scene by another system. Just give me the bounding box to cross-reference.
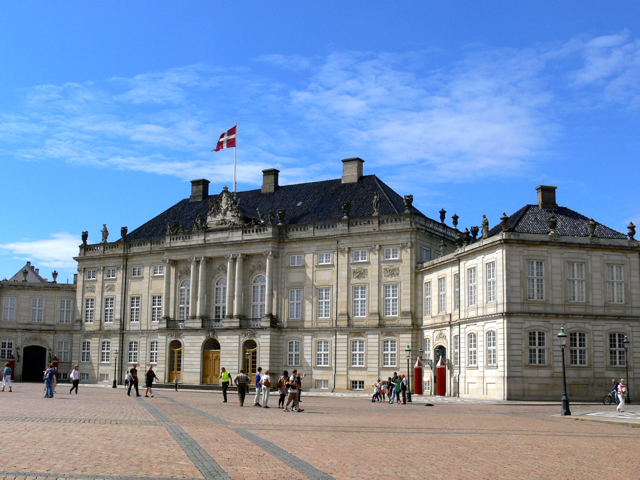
[557,325,571,416]
[623,335,631,404]
[405,344,412,403]
[245,350,250,375]
[112,348,118,388]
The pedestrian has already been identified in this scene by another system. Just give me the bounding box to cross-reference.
[124,370,131,389]
[52,365,58,393]
[617,379,627,413]
[128,364,140,397]
[220,367,231,402]
[401,374,408,404]
[612,378,620,404]
[389,373,399,404]
[260,369,271,408]
[372,379,382,402]
[297,371,306,403]
[144,365,158,397]
[385,377,393,403]
[69,365,80,394]
[254,367,262,407]
[44,363,55,398]
[2,363,12,392]
[284,369,304,412]
[174,375,179,391]
[234,369,250,406]
[277,370,288,408]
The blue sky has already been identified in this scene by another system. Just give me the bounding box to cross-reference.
[1,2,640,283]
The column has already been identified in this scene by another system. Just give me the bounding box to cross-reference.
[189,257,198,318]
[225,254,235,317]
[197,257,207,317]
[264,251,274,317]
[162,260,172,318]
[233,254,245,317]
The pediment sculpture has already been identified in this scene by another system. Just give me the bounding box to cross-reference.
[207,186,245,228]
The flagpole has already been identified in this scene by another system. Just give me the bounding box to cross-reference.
[233,123,237,193]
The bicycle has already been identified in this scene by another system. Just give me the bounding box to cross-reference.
[602,390,618,405]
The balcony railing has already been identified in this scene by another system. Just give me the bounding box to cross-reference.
[202,318,223,329]
[167,320,185,329]
[240,318,262,328]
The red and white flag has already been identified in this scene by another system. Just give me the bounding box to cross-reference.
[212,125,237,151]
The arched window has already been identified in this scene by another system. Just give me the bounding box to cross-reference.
[178,279,190,320]
[214,277,227,320]
[251,275,266,318]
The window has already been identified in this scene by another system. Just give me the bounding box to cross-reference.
[59,299,72,323]
[128,341,138,363]
[351,380,365,390]
[353,286,367,317]
[527,260,545,300]
[424,338,432,365]
[384,247,399,260]
[454,274,460,311]
[214,278,226,320]
[316,340,329,367]
[150,341,158,363]
[105,268,116,279]
[131,267,142,277]
[86,270,96,280]
[151,295,162,322]
[351,339,365,366]
[58,341,70,362]
[59,372,69,381]
[421,247,431,262]
[607,265,624,303]
[318,253,332,265]
[104,297,114,323]
[487,331,497,366]
[609,333,627,366]
[0,340,13,359]
[130,296,141,323]
[31,298,44,322]
[353,250,368,262]
[454,335,460,367]
[468,333,477,366]
[287,340,300,366]
[528,331,546,365]
[289,289,302,319]
[486,262,496,303]
[384,284,399,317]
[570,332,587,366]
[81,340,91,362]
[438,277,446,313]
[100,374,109,382]
[84,298,95,323]
[315,379,329,389]
[153,265,164,276]
[567,262,585,302]
[424,282,432,316]
[81,373,89,381]
[251,275,266,318]
[318,287,331,318]
[101,341,111,363]
[383,339,397,367]
[178,280,190,320]
[2,297,16,321]
[290,255,303,267]
[467,267,477,306]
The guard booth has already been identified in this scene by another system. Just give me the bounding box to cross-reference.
[436,357,446,396]
[414,358,423,394]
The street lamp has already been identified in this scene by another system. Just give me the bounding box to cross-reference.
[245,350,250,375]
[623,335,631,404]
[112,348,118,388]
[557,325,571,416]
[405,344,412,403]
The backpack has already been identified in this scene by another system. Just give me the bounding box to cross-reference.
[264,377,271,388]
[277,377,283,388]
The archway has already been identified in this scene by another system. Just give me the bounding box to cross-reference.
[202,338,221,384]
[168,340,183,383]
[242,340,257,377]
[23,345,47,382]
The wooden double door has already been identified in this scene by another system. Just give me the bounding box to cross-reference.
[202,338,221,384]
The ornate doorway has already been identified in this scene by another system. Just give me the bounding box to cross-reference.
[22,345,46,382]
[202,338,221,384]
[168,340,182,383]
[242,340,257,377]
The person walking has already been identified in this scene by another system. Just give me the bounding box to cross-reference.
[400,374,408,404]
[389,373,399,404]
[297,371,306,403]
[372,379,382,402]
[69,365,80,394]
[44,364,55,398]
[260,369,271,408]
[612,378,620,404]
[253,367,262,407]
[617,379,627,413]
[385,377,393,403]
[2,363,12,392]
[234,369,250,406]
[124,370,131,389]
[144,365,158,397]
[284,369,304,413]
[128,364,140,397]
[220,367,231,403]
[277,370,288,409]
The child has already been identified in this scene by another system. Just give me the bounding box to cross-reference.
[124,370,131,389]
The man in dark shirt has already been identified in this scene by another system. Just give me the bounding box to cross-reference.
[128,364,140,397]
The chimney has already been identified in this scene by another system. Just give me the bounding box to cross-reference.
[536,185,558,210]
[261,168,280,194]
[190,179,210,202]
[342,157,364,184]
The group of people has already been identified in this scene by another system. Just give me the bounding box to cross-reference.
[124,364,158,397]
[228,366,305,412]
[612,378,628,413]
[372,373,409,404]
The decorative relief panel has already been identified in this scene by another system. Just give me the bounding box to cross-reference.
[250,262,265,274]
[85,285,96,293]
[436,331,447,342]
[215,264,227,275]
[241,330,256,339]
[352,268,368,279]
[383,266,400,278]
[179,267,190,277]
[105,284,116,292]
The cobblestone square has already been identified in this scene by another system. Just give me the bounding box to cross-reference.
[1,384,639,480]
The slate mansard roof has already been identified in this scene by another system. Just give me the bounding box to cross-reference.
[487,204,627,239]
[127,175,450,241]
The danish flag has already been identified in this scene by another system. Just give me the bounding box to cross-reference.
[213,125,237,151]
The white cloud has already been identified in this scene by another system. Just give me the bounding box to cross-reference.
[0,233,79,270]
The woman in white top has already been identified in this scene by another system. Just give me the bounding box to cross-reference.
[69,365,80,394]
[260,369,271,408]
